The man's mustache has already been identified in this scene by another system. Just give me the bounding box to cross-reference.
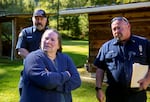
[36,23,42,26]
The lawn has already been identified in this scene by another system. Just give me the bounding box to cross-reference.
[0,58,21,102]
[1,40,150,102]
[62,40,89,67]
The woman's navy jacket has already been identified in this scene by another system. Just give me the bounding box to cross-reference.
[20,49,81,102]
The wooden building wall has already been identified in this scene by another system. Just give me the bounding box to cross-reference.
[87,7,150,72]
[15,17,32,58]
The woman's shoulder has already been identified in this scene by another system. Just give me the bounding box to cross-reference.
[26,49,44,59]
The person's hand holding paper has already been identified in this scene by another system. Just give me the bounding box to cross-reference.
[130,63,149,90]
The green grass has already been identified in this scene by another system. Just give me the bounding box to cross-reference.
[1,40,150,102]
[0,58,22,102]
[62,40,89,67]
[72,80,97,102]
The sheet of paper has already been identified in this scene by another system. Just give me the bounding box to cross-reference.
[130,63,148,88]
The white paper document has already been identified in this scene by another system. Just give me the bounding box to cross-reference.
[130,63,148,88]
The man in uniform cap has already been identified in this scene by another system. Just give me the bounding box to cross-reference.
[16,9,49,96]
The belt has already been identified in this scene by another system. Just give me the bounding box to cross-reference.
[128,88,141,93]
[108,85,144,93]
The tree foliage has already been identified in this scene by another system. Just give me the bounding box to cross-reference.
[0,0,149,39]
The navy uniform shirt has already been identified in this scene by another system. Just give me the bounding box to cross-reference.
[94,35,150,87]
[16,26,47,52]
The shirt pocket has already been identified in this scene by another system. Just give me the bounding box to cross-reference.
[105,51,118,70]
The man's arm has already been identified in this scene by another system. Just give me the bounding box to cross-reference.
[18,48,29,58]
[138,68,150,90]
[138,40,150,90]
[96,68,104,88]
[96,68,105,102]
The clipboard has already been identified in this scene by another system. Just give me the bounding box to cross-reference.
[130,63,148,88]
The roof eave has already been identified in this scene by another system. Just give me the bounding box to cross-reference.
[59,2,150,15]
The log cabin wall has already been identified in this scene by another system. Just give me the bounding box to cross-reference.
[15,17,32,58]
[88,7,150,72]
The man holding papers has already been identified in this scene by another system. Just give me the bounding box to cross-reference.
[94,17,150,102]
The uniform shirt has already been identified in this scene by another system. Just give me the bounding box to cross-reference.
[94,35,150,87]
[20,49,81,102]
[16,26,47,52]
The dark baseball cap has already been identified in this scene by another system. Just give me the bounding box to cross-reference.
[33,9,47,17]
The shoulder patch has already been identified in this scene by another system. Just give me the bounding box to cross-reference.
[19,32,23,37]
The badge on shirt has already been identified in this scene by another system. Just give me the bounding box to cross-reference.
[27,36,32,39]
[139,45,143,55]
